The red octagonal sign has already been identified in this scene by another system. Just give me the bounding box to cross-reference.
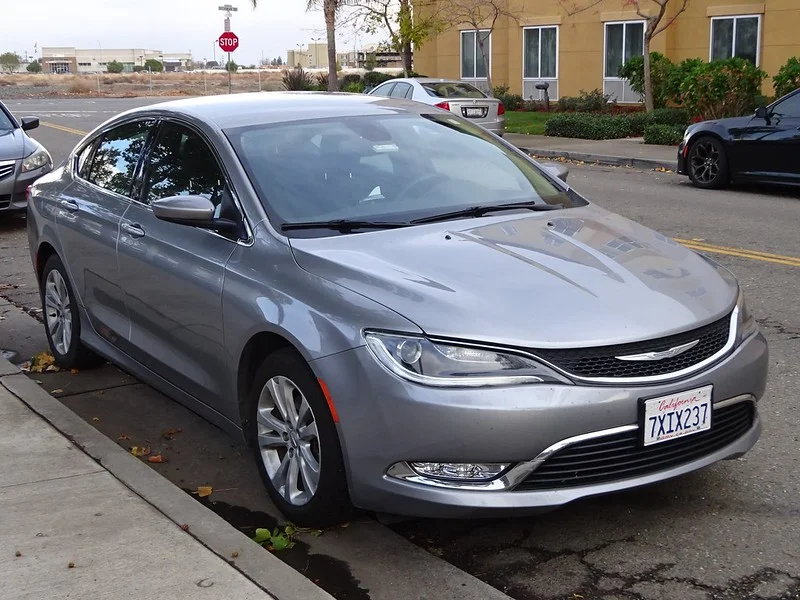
[219,31,239,53]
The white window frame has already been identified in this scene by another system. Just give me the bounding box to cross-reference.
[603,20,646,81]
[522,25,559,81]
[709,14,762,66]
[460,29,491,81]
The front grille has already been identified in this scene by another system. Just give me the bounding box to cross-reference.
[0,163,14,180]
[516,401,754,491]
[532,314,732,380]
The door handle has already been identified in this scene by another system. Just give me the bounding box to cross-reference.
[59,199,79,212]
[121,222,145,238]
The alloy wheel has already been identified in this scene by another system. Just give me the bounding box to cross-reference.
[44,269,72,356]
[690,140,720,184]
[256,376,321,506]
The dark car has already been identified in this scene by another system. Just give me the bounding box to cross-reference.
[678,88,800,189]
[0,100,52,215]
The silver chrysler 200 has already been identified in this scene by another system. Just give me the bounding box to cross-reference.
[27,93,768,526]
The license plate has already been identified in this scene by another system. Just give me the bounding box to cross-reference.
[463,107,486,118]
[641,385,712,446]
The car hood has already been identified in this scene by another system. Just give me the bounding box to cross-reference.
[289,205,738,348]
[0,129,25,160]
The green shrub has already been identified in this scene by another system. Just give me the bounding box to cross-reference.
[680,58,767,120]
[105,60,123,74]
[626,112,649,136]
[643,124,685,145]
[773,57,800,98]
[524,99,545,111]
[557,89,612,112]
[545,113,632,139]
[281,67,313,91]
[492,86,524,110]
[133,65,145,73]
[26,60,42,73]
[315,72,329,90]
[363,71,393,88]
[341,73,362,87]
[343,81,365,93]
[618,52,675,109]
[647,107,691,127]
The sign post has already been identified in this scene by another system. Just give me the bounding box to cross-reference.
[218,31,239,94]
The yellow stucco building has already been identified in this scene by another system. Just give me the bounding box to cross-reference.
[414,1,800,101]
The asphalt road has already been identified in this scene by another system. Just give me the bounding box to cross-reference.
[1,98,799,600]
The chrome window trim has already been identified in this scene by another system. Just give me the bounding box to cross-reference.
[386,395,756,491]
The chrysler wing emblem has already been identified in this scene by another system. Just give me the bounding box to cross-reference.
[616,340,699,362]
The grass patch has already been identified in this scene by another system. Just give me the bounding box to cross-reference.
[504,111,554,136]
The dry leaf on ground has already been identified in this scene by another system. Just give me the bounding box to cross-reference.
[130,446,151,457]
[147,454,166,463]
[118,434,131,441]
[195,486,213,498]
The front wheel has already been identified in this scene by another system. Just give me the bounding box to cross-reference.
[688,136,729,189]
[249,349,351,527]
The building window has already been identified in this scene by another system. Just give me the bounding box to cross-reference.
[604,21,644,78]
[461,29,491,79]
[523,26,558,79]
[710,15,760,65]
[78,62,92,66]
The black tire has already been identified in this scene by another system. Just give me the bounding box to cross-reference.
[248,348,351,527]
[688,136,729,189]
[40,254,104,370]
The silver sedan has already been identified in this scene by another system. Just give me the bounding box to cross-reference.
[367,77,506,136]
[27,93,767,526]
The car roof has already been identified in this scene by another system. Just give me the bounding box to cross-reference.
[122,92,428,130]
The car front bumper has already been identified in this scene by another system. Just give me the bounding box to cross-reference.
[677,141,688,175]
[312,331,768,518]
[0,160,51,212]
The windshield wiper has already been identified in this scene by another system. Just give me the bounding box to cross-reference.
[410,201,563,225]
[281,219,408,232]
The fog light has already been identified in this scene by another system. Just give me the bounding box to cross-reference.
[409,462,509,481]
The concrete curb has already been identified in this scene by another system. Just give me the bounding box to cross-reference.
[0,357,334,600]
[518,147,678,172]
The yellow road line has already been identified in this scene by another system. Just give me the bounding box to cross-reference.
[41,121,88,136]
[678,240,800,267]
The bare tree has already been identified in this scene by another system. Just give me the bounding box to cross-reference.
[560,0,690,112]
[439,0,516,90]
[252,0,340,91]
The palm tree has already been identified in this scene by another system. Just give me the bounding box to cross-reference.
[251,0,339,91]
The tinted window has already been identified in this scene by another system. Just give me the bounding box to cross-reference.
[76,141,97,179]
[143,122,227,214]
[88,121,153,196]
[389,83,412,98]
[371,83,395,97]
[773,93,800,118]
[422,82,486,98]
[228,114,579,229]
[0,106,14,130]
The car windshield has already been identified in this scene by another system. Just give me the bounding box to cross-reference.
[422,82,487,98]
[227,113,581,232]
[0,107,15,130]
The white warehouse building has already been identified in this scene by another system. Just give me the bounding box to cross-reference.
[41,47,193,73]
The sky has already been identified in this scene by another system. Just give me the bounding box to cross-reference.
[4,0,381,65]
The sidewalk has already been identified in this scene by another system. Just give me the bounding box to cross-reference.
[0,358,333,600]
[505,133,679,171]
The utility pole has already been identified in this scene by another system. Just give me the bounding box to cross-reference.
[219,4,237,94]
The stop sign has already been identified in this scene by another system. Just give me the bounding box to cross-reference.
[218,32,239,53]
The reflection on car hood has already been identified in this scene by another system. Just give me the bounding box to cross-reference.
[0,129,25,160]
[289,205,738,348]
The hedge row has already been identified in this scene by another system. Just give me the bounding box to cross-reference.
[545,108,690,141]
[643,124,685,146]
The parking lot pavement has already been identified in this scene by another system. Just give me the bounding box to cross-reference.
[1,98,799,600]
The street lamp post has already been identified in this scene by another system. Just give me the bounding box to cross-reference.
[311,36,322,69]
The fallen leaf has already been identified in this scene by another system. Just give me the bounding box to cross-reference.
[51,389,63,394]
[196,486,213,498]
[147,454,166,463]
[130,446,151,457]
[162,427,183,440]
[231,551,239,558]
[67,561,75,569]
[180,523,190,532]
[253,528,271,544]
[45,364,60,372]
[91,417,100,422]
[340,522,350,528]
[15,551,21,557]
[70,368,79,375]
[118,434,131,441]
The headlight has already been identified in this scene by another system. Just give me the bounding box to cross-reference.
[22,146,52,173]
[364,332,568,387]
[736,289,757,344]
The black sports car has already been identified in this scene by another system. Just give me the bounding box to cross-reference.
[678,88,800,189]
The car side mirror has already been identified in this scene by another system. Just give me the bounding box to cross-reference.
[541,162,569,183]
[754,106,768,119]
[152,195,240,234]
[21,117,39,131]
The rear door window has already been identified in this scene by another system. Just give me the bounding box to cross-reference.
[389,83,412,99]
[371,82,396,97]
[88,120,155,197]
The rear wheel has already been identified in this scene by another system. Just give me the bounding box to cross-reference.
[249,348,350,527]
[40,255,104,369]
[688,136,729,189]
